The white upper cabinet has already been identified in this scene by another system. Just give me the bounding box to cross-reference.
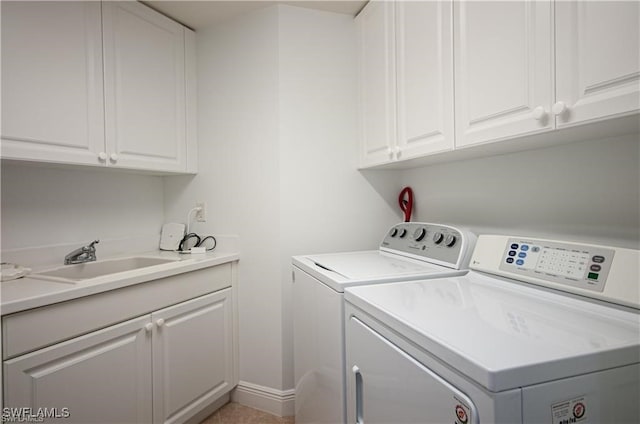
[1,2,106,165]
[396,1,454,160]
[1,1,196,174]
[103,2,186,172]
[454,0,639,149]
[357,1,396,167]
[555,1,640,127]
[358,1,638,167]
[454,0,553,148]
[357,1,454,168]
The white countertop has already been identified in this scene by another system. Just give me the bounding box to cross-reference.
[1,250,239,316]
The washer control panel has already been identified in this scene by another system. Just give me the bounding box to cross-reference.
[381,223,471,268]
[499,238,614,292]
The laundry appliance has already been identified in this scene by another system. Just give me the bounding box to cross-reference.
[292,222,476,424]
[345,234,640,423]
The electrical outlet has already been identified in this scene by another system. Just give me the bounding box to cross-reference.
[195,202,206,222]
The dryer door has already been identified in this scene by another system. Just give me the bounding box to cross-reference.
[346,315,479,424]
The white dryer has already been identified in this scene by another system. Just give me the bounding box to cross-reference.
[292,222,476,424]
[345,235,640,423]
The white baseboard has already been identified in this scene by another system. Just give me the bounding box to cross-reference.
[184,393,230,424]
[231,381,295,417]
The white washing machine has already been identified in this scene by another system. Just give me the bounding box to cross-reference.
[292,222,477,424]
[344,235,640,424]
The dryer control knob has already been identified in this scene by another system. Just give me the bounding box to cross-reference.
[445,234,457,247]
[390,228,398,237]
[433,232,444,244]
[414,228,426,242]
[398,229,407,238]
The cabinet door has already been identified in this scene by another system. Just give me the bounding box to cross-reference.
[555,1,640,127]
[4,316,152,424]
[152,289,234,424]
[454,1,553,148]
[357,1,396,167]
[102,2,186,172]
[396,1,454,159]
[0,1,105,165]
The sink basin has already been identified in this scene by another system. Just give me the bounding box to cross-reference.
[32,257,180,282]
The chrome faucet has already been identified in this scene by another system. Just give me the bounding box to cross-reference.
[64,240,99,265]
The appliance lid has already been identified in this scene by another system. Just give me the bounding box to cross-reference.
[308,251,446,280]
[293,251,467,292]
[345,270,640,392]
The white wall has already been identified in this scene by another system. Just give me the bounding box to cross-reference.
[163,4,400,407]
[277,5,401,390]
[0,163,164,253]
[163,5,284,393]
[400,133,640,248]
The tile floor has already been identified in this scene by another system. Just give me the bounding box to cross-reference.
[200,402,294,424]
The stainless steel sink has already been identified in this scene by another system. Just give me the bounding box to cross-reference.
[32,257,180,283]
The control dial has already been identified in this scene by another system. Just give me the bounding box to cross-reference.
[413,228,426,242]
[433,232,444,244]
[390,228,398,237]
[398,229,407,238]
[444,234,457,247]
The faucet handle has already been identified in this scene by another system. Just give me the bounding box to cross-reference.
[83,240,99,254]
[64,240,99,265]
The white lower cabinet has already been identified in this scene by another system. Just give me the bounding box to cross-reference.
[3,288,234,424]
[5,316,152,423]
[152,290,234,424]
